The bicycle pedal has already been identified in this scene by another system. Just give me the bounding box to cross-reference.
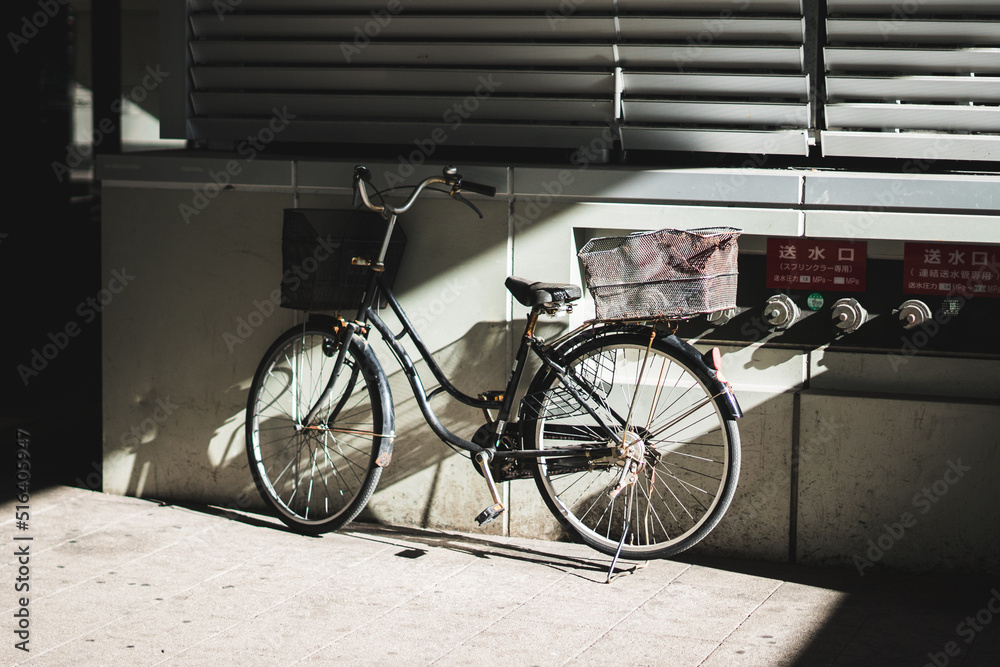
[475,503,505,526]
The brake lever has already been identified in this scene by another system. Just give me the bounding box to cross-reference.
[452,190,483,219]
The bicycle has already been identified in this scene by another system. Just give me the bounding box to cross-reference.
[244,165,743,561]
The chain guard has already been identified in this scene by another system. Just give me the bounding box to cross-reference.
[470,422,535,482]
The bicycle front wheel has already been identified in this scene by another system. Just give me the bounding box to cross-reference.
[524,331,740,560]
[245,323,392,534]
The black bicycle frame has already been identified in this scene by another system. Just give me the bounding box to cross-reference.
[306,261,621,463]
[365,278,495,454]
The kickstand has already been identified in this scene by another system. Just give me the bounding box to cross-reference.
[605,520,648,583]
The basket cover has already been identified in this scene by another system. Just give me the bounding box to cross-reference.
[280,209,406,311]
[578,227,740,320]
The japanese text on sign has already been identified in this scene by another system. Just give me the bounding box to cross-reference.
[903,243,1000,298]
[766,238,867,292]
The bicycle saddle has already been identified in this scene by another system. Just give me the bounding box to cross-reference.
[505,276,582,308]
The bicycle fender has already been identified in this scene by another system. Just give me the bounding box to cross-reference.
[659,334,743,421]
[351,333,396,467]
[308,315,396,467]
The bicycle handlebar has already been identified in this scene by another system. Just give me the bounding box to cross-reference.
[353,165,496,218]
[458,179,497,198]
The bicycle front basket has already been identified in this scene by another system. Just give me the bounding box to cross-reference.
[280,209,406,311]
[578,227,741,320]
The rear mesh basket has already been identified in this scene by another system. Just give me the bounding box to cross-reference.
[578,227,740,320]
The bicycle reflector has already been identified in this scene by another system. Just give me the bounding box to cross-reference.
[703,347,729,384]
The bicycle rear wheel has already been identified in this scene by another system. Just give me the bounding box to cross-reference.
[245,323,392,534]
[523,331,740,560]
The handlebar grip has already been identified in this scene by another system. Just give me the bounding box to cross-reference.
[460,180,496,198]
[353,165,374,208]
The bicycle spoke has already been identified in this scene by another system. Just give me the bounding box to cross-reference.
[645,355,671,432]
[647,396,718,444]
[247,327,386,532]
[532,333,739,559]
[636,479,674,540]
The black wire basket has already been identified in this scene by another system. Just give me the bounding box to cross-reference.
[280,209,406,311]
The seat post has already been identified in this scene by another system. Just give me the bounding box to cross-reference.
[472,307,548,526]
[522,307,542,340]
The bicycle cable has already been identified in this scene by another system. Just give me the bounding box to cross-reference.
[351,178,480,462]
[357,183,481,219]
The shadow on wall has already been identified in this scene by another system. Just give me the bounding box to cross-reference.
[98,185,515,522]
[108,318,516,517]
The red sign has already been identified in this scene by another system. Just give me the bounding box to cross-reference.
[903,242,1000,298]
[766,238,867,292]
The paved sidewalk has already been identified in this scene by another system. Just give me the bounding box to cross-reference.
[2,486,998,666]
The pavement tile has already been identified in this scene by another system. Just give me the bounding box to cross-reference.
[672,561,788,597]
[430,610,605,666]
[301,607,501,665]
[701,582,853,667]
[624,579,780,644]
[572,630,719,667]
[3,488,998,667]
[831,631,975,667]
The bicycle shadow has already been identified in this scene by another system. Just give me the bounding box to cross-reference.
[166,498,646,583]
[341,522,649,583]
[155,498,315,536]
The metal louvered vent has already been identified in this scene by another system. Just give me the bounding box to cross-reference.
[822,0,1000,161]
[180,0,812,157]
[617,0,810,156]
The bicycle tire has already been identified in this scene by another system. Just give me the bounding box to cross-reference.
[245,322,393,534]
[522,330,740,560]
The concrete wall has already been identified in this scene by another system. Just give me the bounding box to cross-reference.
[98,156,1000,574]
